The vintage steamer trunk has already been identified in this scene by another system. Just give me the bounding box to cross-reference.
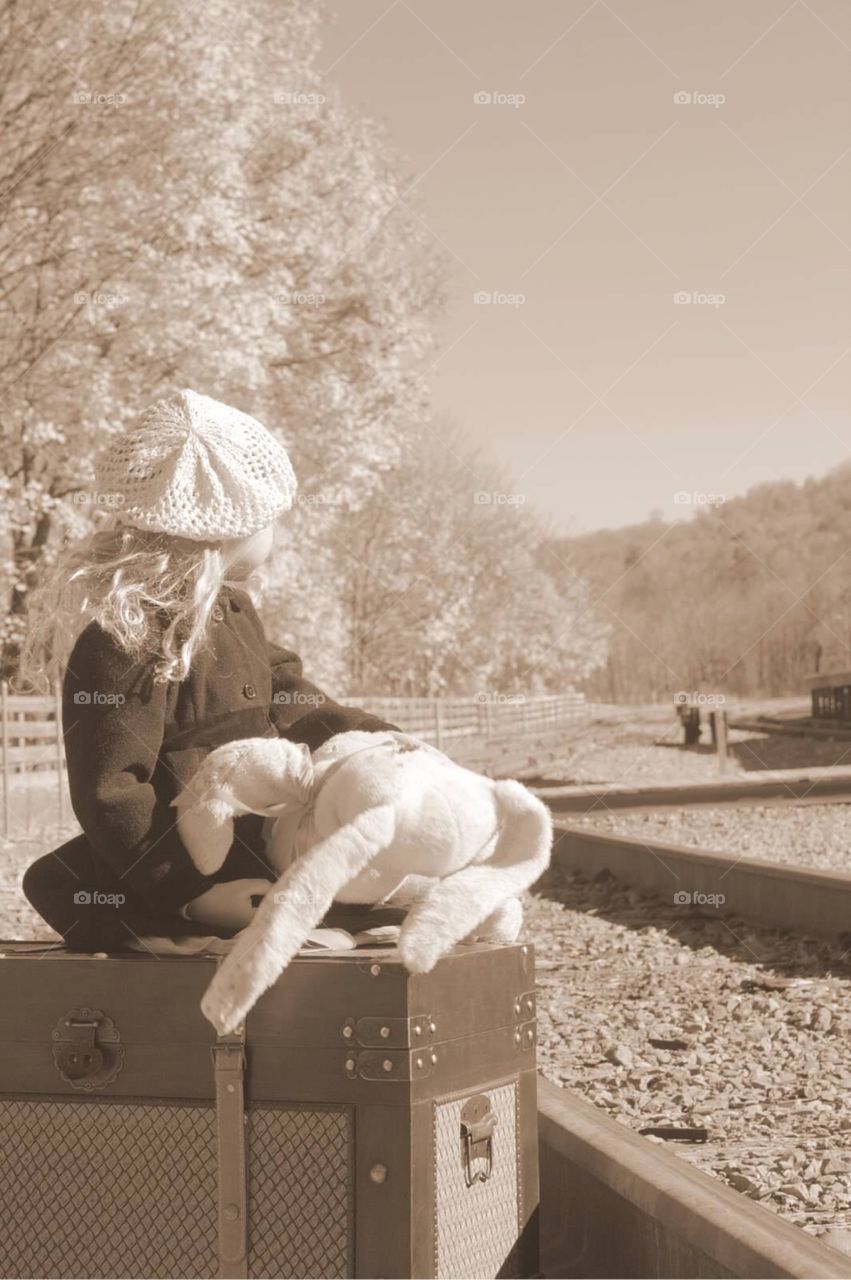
[0,940,539,1280]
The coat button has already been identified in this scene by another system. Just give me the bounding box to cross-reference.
[243,683,257,699]
[212,605,225,622]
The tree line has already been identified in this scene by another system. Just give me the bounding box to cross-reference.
[550,463,851,703]
[0,0,606,697]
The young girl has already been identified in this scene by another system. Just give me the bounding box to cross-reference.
[22,389,398,952]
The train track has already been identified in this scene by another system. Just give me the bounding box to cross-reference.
[548,820,851,942]
[731,715,851,741]
[532,765,851,813]
[538,1080,851,1278]
[529,820,851,1272]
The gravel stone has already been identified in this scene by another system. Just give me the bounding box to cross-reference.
[570,803,851,874]
[528,860,851,1240]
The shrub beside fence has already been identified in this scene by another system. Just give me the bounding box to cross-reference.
[0,685,587,838]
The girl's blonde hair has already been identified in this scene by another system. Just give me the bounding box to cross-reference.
[19,522,234,689]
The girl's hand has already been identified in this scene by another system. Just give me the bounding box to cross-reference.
[183,878,273,931]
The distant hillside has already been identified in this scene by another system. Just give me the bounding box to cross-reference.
[546,464,851,702]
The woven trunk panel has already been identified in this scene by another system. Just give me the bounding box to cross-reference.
[247,1105,352,1278]
[433,1082,520,1280]
[0,1098,352,1280]
[0,1098,218,1279]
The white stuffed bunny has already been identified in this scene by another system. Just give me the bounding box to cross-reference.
[173,730,552,1034]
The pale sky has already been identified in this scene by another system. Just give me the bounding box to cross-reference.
[320,0,851,533]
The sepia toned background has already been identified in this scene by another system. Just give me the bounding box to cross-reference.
[325,0,851,531]
[3,0,850,703]
[2,4,851,1258]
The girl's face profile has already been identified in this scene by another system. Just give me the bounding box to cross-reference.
[221,525,275,580]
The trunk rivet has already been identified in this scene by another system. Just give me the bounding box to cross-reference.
[345,1058,356,1071]
[380,1025,391,1038]
[415,1056,423,1069]
[429,1021,436,1033]
[382,1059,393,1072]
[342,1025,353,1038]
[226,1083,235,1094]
[514,1000,522,1015]
[525,1027,534,1043]
[370,964,381,976]
[413,1024,422,1035]
[430,1051,438,1064]
[514,1030,521,1044]
[369,1163,388,1184]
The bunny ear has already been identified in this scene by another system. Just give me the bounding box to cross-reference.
[174,796,236,875]
[266,739,315,804]
[268,737,312,775]
[203,738,315,816]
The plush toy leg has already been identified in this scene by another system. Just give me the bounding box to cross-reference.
[397,779,551,973]
[200,803,397,1035]
[462,895,523,945]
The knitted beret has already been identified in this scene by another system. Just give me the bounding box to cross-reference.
[95,389,298,541]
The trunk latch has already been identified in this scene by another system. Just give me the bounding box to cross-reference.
[52,1007,124,1091]
[460,1093,497,1186]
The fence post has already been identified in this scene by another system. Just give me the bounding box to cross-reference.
[476,696,487,738]
[713,708,729,773]
[433,699,443,751]
[1,681,8,839]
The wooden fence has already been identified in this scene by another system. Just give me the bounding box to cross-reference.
[0,685,587,838]
[1,685,68,836]
[339,692,588,754]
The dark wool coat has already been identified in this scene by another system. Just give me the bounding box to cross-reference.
[23,583,397,947]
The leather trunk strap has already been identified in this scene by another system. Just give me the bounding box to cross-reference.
[213,1026,248,1278]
